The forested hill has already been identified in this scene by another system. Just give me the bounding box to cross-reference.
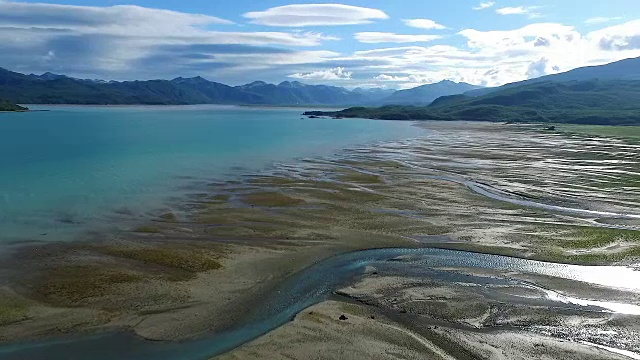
[0,99,27,111]
[306,80,640,126]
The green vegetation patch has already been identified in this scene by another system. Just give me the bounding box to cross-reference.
[243,191,305,207]
[0,297,29,325]
[542,246,640,265]
[133,226,161,233]
[338,171,383,184]
[158,212,178,223]
[100,247,223,273]
[560,124,640,140]
[0,99,27,112]
[197,207,283,225]
[209,194,231,203]
[36,266,142,305]
[249,177,300,186]
[564,227,640,249]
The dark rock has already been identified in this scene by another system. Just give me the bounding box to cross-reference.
[339,314,348,321]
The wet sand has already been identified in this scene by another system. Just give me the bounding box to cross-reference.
[1,121,639,358]
[216,299,631,360]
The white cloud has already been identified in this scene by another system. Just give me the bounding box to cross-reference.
[289,67,353,80]
[403,19,447,30]
[473,1,495,10]
[585,17,623,25]
[355,32,441,44]
[525,57,549,78]
[243,4,388,27]
[336,20,640,88]
[0,2,233,37]
[458,23,575,49]
[588,19,640,51]
[0,1,339,47]
[496,6,527,14]
[0,0,345,82]
[496,6,542,18]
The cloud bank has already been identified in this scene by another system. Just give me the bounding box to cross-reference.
[355,32,441,44]
[289,67,353,80]
[243,4,388,27]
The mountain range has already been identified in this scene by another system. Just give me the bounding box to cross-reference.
[0,67,463,107]
[465,56,640,97]
[304,56,640,126]
[2,56,639,113]
[382,80,482,105]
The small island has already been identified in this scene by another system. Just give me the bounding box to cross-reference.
[0,99,28,112]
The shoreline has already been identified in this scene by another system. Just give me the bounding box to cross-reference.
[18,104,345,110]
[0,121,639,358]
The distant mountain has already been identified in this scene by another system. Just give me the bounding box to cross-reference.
[307,79,640,126]
[382,80,482,105]
[27,72,68,81]
[467,56,640,97]
[0,99,27,111]
[234,80,370,105]
[351,87,396,102]
[172,76,266,104]
[0,67,392,106]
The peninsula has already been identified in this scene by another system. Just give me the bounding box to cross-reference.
[0,99,27,112]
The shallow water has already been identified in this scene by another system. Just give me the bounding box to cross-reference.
[1,247,639,360]
[3,117,640,359]
[369,124,640,218]
[0,105,418,242]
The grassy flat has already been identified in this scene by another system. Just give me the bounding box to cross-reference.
[558,124,640,140]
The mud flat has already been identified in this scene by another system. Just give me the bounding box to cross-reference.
[1,121,639,359]
[217,300,633,360]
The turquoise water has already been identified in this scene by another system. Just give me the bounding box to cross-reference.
[0,105,418,243]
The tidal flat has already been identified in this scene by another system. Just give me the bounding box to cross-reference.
[1,121,639,359]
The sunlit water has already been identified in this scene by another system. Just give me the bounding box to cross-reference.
[1,248,639,360]
[0,105,419,243]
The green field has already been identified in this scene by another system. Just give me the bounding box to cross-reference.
[558,124,640,140]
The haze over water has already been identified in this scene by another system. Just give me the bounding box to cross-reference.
[0,105,418,243]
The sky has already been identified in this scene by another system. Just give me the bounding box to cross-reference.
[1,0,640,89]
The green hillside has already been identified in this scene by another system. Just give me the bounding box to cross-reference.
[0,99,27,111]
[466,56,640,97]
[307,80,640,126]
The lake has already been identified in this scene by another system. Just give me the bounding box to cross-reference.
[0,105,419,243]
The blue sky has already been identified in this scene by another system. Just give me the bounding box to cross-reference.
[2,0,640,88]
